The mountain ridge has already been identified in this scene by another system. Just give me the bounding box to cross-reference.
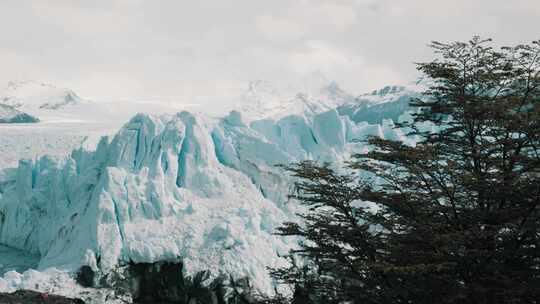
[0,81,88,111]
[0,104,39,123]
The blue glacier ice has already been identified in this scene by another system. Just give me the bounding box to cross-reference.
[0,83,424,297]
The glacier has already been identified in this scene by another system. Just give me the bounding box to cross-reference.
[0,78,431,302]
[0,80,195,169]
[0,107,413,295]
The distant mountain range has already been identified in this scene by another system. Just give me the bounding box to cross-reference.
[337,85,421,124]
[235,79,421,124]
[0,80,86,111]
[0,81,88,124]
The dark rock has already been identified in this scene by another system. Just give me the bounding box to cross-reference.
[0,290,85,304]
[75,265,95,288]
[127,260,184,303]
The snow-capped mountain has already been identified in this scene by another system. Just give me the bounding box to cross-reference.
[235,80,356,121]
[0,81,86,111]
[337,84,421,124]
[232,79,423,125]
[0,104,39,123]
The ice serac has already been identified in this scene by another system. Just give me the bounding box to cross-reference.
[0,102,413,294]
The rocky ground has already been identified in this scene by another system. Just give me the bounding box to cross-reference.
[0,290,85,304]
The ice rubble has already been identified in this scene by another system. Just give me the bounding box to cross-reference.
[0,99,418,296]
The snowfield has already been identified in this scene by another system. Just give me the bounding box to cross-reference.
[0,81,198,169]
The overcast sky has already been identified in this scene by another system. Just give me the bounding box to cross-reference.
[1,0,539,104]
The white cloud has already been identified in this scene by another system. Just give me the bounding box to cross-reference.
[289,41,362,74]
[0,0,538,102]
[255,1,358,42]
[256,15,307,41]
[288,40,403,91]
[29,2,137,36]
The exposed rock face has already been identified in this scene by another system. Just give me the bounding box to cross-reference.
[0,104,39,123]
[0,290,85,304]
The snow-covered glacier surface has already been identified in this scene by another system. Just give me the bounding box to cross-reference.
[0,105,416,295]
[0,80,196,169]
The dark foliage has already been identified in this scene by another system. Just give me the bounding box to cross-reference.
[268,37,540,304]
[95,259,266,304]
